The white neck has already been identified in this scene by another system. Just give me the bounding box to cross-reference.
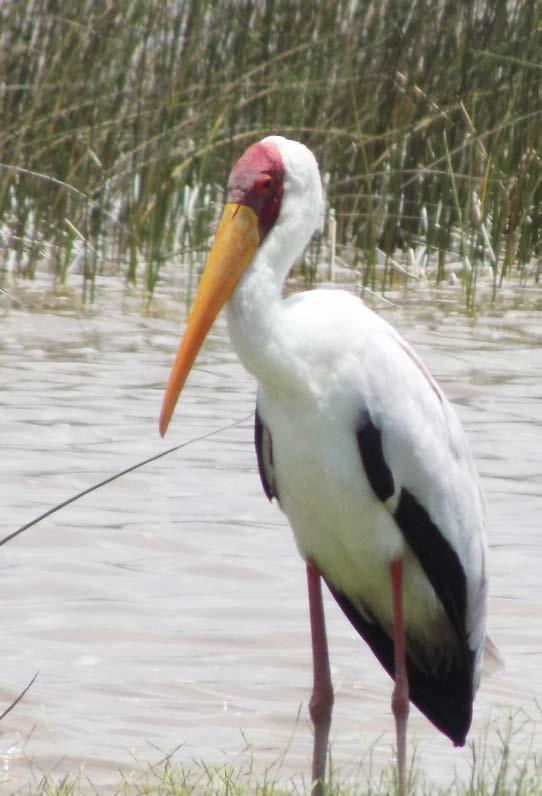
[225,229,294,388]
[225,137,324,389]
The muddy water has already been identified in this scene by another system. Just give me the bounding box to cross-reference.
[1,277,541,791]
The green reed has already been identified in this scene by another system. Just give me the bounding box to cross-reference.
[18,726,542,796]
[0,0,540,308]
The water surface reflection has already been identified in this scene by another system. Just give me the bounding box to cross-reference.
[1,278,541,790]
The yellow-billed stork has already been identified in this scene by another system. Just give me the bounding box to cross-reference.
[159,136,499,796]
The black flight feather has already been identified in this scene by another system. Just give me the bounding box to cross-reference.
[353,412,474,745]
[326,579,474,746]
[254,406,277,502]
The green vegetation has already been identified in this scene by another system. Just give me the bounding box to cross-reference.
[14,726,542,796]
[8,714,542,795]
[0,0,540,308]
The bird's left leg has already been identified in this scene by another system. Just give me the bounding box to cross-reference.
[307,562,334,796]
[390,559,410,796]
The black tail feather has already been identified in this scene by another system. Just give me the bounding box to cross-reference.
[327,581,474,747]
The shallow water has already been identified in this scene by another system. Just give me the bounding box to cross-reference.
[1,276,541,791]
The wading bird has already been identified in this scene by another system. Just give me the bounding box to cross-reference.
[159,137,499,796]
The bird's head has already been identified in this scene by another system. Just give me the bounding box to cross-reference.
[159,136,323,436]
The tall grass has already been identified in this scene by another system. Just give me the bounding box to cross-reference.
[16,726,542,796]
[0,0,540,308]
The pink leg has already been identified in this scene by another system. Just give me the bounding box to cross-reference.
[390,559,410,796]
[307,563,334,796]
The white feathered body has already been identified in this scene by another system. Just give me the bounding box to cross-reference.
[230,282,488,678]
[224,136,491,741]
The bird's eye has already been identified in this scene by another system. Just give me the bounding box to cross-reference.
[257,176,273,191]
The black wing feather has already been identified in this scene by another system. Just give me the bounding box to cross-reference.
[352,412,474,746]
[254,405,277,502]
[356,413,394,502]
[326,580,473,746]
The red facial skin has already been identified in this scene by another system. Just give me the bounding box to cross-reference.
[227,141,285,242]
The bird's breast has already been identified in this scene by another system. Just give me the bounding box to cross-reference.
[260,390,405,608]
[258,387,455,655]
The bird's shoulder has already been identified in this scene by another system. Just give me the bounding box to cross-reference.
[281,287,485,546]
[283,289,452,425]
[283,286,381,331]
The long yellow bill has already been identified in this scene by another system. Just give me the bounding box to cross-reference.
[159,203,260,437]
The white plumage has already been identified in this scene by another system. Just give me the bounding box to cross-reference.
[227,136,488,681]
[160,135,499,796]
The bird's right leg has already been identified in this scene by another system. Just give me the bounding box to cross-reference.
[307,562,334,796]
[390,559,410,796]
